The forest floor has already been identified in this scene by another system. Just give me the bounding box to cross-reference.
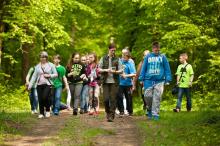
[1,109,220,146]
[2,109,143,146]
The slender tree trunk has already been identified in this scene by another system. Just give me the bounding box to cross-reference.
[21,0,33,83]
[0,0,6,69]
[22,43,30,83]
[71,24,76,48]
[0,22,4,69]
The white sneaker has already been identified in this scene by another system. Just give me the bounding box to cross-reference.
[45,112,50,118]
[34,109,38,114]
[115,109,120,115]
[31,111,35,114]
[38,114,44,119]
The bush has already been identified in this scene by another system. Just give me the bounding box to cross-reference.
[0,84,30,112]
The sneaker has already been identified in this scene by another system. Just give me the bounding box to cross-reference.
[89,111,94,115]
[73,110,78,115]
[53,109,59,115]
[146,110,152,119]
[67,107,72,111]
[79,110,84,114]
[54,112,59,116]
[153,115,159,121]
[173,108,180,112]
[45,112,50,118]
[107,116,113,122]
[38,114,44,119]
[34,109,38,114]
[31,110,35,114]
[115,109,120,115]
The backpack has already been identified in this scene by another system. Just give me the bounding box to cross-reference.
[29,67,35,81]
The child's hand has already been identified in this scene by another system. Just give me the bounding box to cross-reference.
[165,82,170,85]
[189,81,192,87]
[43,74,51,78]
[121,74,127,79]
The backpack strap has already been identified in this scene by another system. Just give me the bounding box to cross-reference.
[179,64,189,82]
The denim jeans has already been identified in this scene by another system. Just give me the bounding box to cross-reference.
[80,85,89,111]
[54,87,63,112]
[29,88,38,111]
[176,87,192,110]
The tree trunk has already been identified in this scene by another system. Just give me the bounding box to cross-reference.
[0,0,6,69]
[0,22,4,69]
[22,43,30,83]
[70,24,76,48]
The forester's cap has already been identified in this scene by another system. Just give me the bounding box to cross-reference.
[40,51,48,58]
[108,43,116,50]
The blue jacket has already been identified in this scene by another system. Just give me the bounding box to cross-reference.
[139,53,172,89]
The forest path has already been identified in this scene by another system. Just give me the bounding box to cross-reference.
[3,110,143,146]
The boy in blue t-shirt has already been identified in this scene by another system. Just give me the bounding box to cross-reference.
[118,51,136,116]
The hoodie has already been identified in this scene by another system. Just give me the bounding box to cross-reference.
[139,53,172,89]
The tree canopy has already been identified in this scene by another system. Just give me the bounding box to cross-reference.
[0,0,219,107]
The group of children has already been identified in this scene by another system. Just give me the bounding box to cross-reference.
[26,51,101,118]
[26,41,194,121]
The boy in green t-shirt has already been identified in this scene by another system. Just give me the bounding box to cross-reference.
[53,55,69,115]
[173,53,194,112]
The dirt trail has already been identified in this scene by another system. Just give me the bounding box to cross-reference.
[3,110,143,146]
[92,115,141,146]
[3,110,72,146]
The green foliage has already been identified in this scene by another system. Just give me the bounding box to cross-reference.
[0,84,30,112]
[137,111,220,146]
[0,2,220,143]
[0,84,36,145]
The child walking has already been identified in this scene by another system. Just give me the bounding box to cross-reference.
[26,66,38,114]
[66,53,86,115]
[80,55,90,114]
[52,55,69,115]
[28,51,58,119]
[173,53,194,112]
[118,50,136,116]
[86,53,100,115]
[139,42,172,120]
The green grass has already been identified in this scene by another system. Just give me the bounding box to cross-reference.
[136,111,220,146]
[0,85,37,145]
[0,111,37,145]
[132,93,220,146]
